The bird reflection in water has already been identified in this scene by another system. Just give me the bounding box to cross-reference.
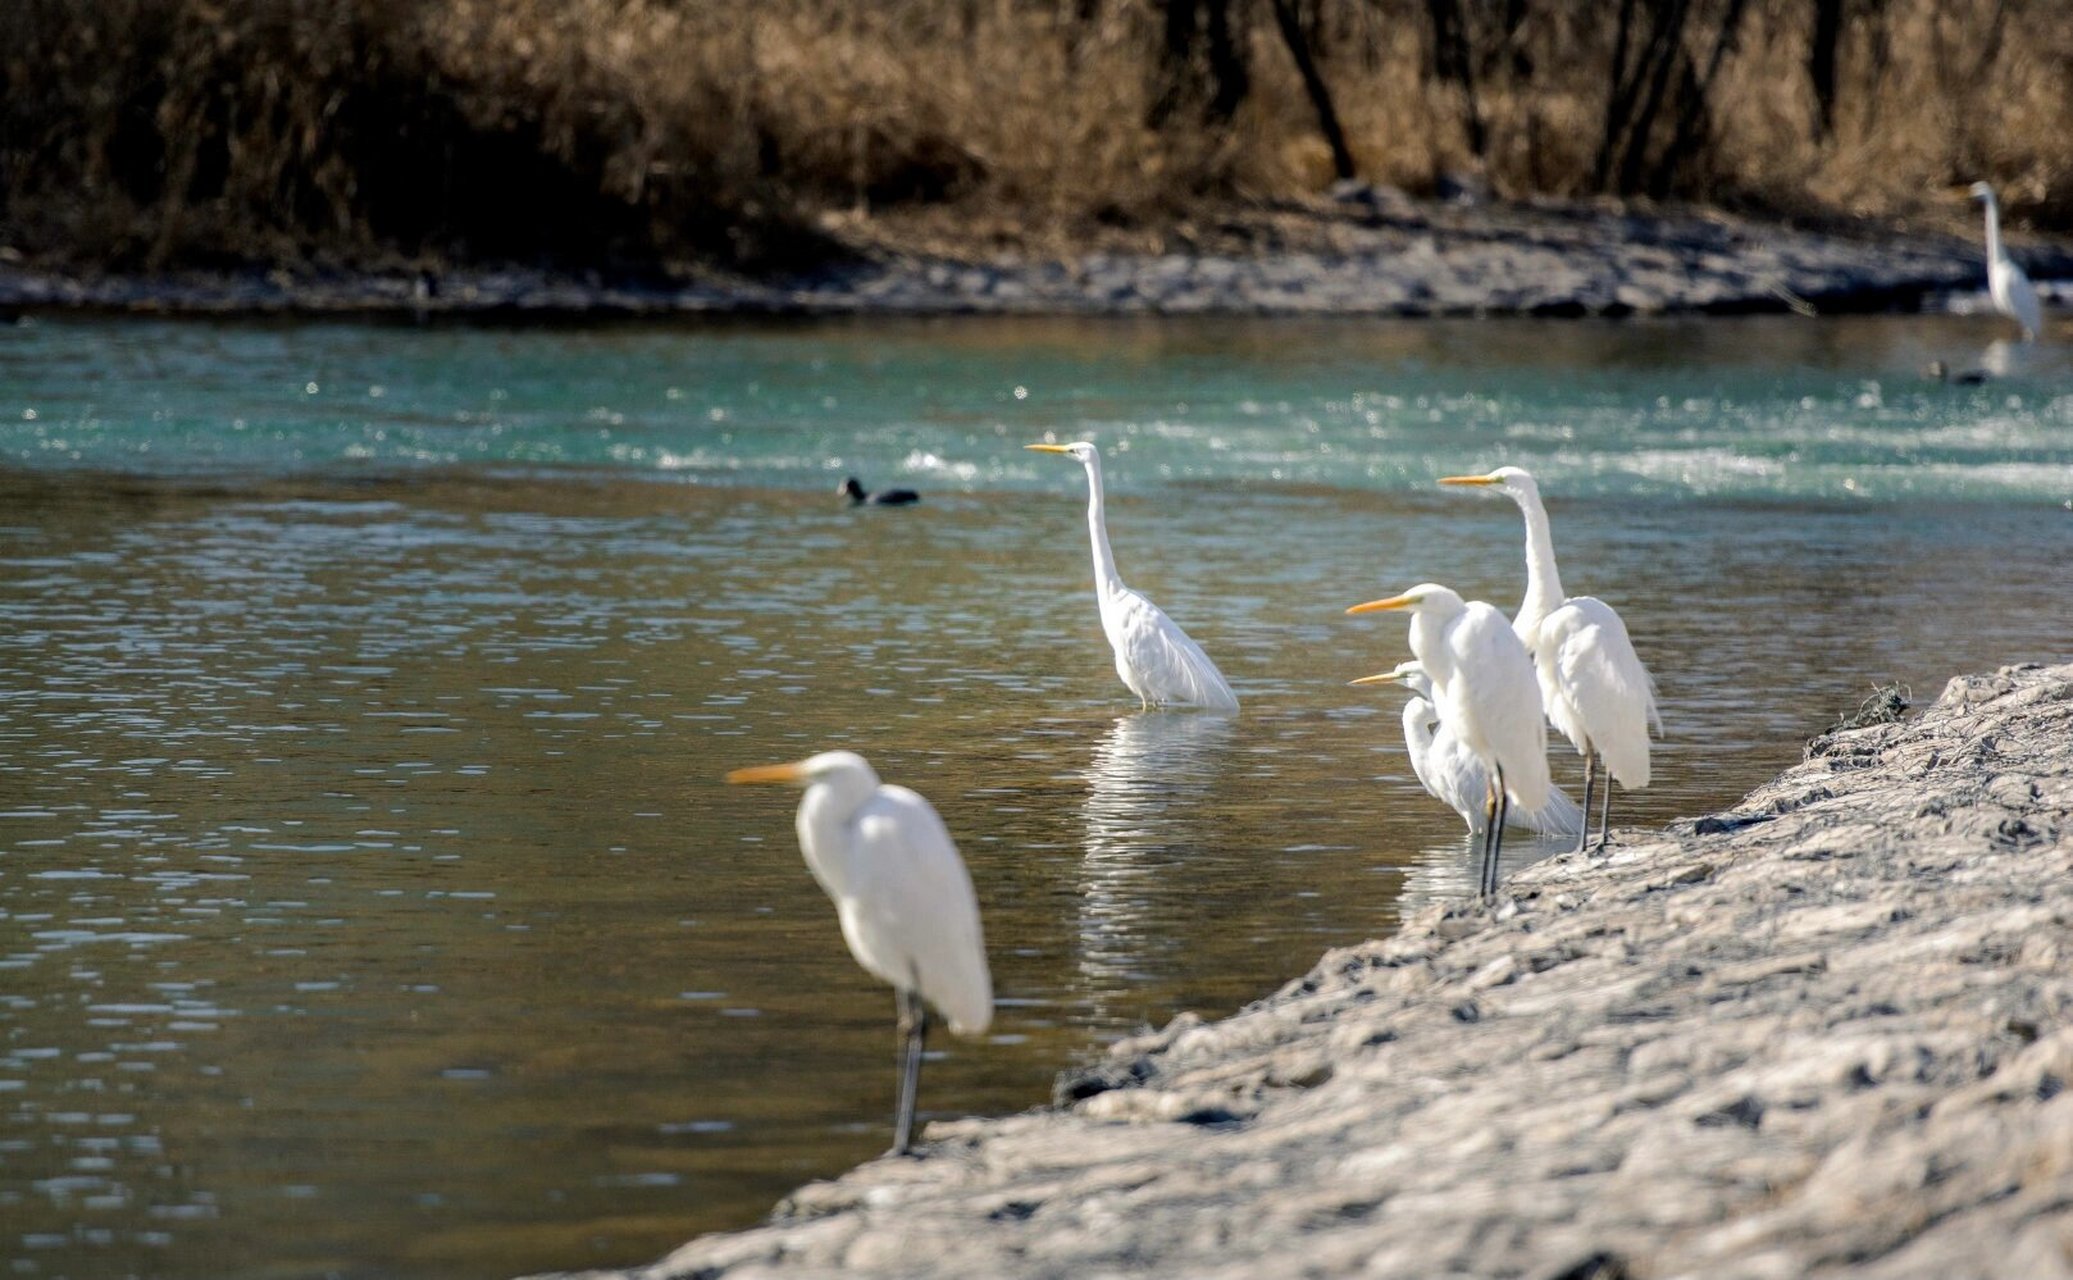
[1073,712,1235,1023]
[1395,827,1575,919]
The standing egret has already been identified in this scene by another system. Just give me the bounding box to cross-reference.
[1350,660,1583,839]
[1026,442,1239,713]
[725,751,991,1155]
[1346,585,1550,895]
[1439,467,1659,854]
[1969,182,2043,342]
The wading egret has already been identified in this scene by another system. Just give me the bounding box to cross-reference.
[1439,467,1659,854]
[1347,584,1550,895]
[1026,442,1239,713]
[725,751,991,1155]
[1351,660,1583,839]
[841,476,920,506]
[1968,182,2043,342]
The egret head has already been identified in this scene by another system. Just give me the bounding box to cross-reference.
[1346,582,1464,618]
[1025,440,1099,466]
[1967,180,1996,203]
[1439,465,1540,504]
[1349,659,1433,697]
[726,750,878,790]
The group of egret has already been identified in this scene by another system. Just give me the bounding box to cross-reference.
[1349,466,1659,894]
[733,442,1660,1149]
[720,176,2041,1160]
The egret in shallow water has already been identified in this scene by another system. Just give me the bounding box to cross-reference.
[725,750,991,1155]
[1351,660,1583,839]
[841,476,920,506]
[1439,467,1659,854]
[1969,181,2043,342]
[1347,584,1549,894]
[1026,441,1239,712]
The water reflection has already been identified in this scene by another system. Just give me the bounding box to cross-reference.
[1074,712,1235,1018]
[1396,828,1576,917]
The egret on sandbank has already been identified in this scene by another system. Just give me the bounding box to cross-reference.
[725,750,991,1155]
[1347,584,1550,895]
[1351,660,1583,839]
[1439,467,1660,854]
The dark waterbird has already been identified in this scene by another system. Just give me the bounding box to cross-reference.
[841,476,920,506]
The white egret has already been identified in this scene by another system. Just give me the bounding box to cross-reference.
[1026,442,1239,713]
[1968,182,2043,342]
[1439,467,1659,855]
[725,750,991,1155]
[1347,584,1550,894]
[1350,660,1583,839]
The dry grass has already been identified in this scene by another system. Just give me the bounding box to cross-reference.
[2,0,2067,275]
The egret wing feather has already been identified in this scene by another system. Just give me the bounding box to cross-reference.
[1107,586,1240,712]
[1538,597,1657,789]
[1438,602,1550,811]
[1421,697,1581,836]
[840,787,993,1035]
[2002,260,2043,340]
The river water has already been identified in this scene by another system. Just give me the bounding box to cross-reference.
[1,314,2068,1279]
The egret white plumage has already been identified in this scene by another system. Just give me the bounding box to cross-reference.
[1350,660,1583,839]
[1026,441,1239,713]
[725,750,991,1155]
[1346,584,1550,894]
[1968,182,2043,342]
[1439,467,1659,855]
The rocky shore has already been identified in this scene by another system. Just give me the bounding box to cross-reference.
[8,197,2071,320]
[528,661,2073,1280]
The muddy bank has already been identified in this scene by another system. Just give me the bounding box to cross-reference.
[7,198,2071,320]
[527,662,2073,1279]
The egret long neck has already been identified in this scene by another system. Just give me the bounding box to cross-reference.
[1513,490,1566,634]
[1081,456,1123,593]
[796,773,874,902]
[1981,196,2004,265]
[1402,698,1437,760]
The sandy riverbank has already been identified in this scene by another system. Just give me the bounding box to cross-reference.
[524,661,2073,1279]
[6,198,2071,321]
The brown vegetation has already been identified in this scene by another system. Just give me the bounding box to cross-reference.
[1,0,2067,275]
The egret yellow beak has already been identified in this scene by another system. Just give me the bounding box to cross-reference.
[1348,671,1407,686]
[725,762,806,785]
[1437,473,1500,486]
[1347,592,1418,615]
[1025,444,1072,454]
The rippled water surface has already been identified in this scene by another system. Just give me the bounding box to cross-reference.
[1,314,2069,1279]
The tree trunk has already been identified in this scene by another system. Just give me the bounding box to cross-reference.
[1269,0,1357,180]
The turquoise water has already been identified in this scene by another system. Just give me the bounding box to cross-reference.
[0,313,2069,1280]
[6,316,2070,501]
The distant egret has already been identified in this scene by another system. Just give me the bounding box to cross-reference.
[1968,182,2043,342]
[1026,442,1239,712]
[1351,660,1583,839]
[725,751,991,1155]
[1347,584,1549,894]
[841,476,920,506]
[1439,468,1659,854]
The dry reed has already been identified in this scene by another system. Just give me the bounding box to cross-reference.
[1,0,2066,274]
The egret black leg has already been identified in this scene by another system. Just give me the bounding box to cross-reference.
[1574,750,1597,856]
[1478,776,1501,898]
[891,989,928,1156]
[1488,765,1510,896]
[1596,765,1615,853]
